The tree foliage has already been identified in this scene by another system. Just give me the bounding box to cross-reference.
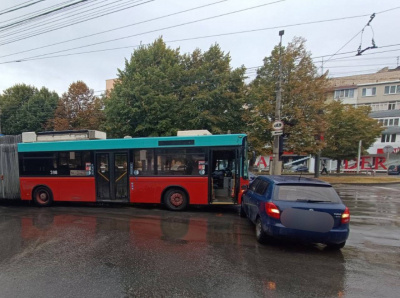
[322,101,383,166]
[104,38,246,138]
[0,84,58,135]
[49,81,105,131]
[246,37,328,155]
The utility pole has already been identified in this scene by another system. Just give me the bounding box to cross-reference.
[271,30,284,175]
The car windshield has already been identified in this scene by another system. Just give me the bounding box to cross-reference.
[275,185,341,203]
[388,165,395,170]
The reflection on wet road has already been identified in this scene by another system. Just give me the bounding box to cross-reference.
[0,184,399,297]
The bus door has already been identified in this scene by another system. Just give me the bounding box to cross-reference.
[210,148,240,204]
[95,152,129,202]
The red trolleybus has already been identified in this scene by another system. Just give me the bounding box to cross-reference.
[18,133,249,210]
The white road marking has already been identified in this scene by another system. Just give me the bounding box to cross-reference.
[375,186,398,191]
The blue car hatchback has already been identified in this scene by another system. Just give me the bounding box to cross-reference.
[241,175,350,249]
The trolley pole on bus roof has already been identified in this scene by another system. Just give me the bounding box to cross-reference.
[271,30,284,176]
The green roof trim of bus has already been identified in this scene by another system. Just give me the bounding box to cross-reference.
[18,134,247,152]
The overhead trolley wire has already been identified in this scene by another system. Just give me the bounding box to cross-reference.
[0,0,46,16]
[322,6,400,64]
[0,0,154,46]
[0,0,89,31]
[0,0,286,61]
[0,0,78,24]
[0,0,96,32]
[1,3,399,68]
[0,0,138,38]
[0,0,229,58]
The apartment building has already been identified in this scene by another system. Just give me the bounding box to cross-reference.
[327,67,400,170]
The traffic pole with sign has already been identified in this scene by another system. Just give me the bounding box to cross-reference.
[271,30,284,176]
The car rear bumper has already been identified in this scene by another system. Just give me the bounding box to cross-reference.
[264,222,349,245]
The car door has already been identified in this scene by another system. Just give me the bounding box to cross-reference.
[243,178,260,218]
[248,180,270,222]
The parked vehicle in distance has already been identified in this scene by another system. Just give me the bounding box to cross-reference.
[241,175,350,250]
[387,165,400,175]
[289,165,309,173]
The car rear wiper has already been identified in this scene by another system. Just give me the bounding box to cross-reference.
[296,199,327,203]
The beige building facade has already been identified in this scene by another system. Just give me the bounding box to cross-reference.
[327,67,400,168]
[327,67,400,111]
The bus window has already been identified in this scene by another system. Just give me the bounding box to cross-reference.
[133,150,155,176]
[156,148,208,176]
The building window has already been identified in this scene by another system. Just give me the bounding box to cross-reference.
[381,134,397,143]
[384,85,400,95]
[377,118,400,127]
[334,89,355,99]
[362,87,376,97]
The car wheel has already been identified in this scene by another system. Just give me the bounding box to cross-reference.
[33,186,53,207]
[240,200,246,218]
[326,241,346,250]
[164,188,188,211]
[255,217,269,244]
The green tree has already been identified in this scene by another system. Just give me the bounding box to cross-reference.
[104,38,183,138]
[49,81,104,131]
[322,101,383,172]
[179,45,247,134]
[0,84,58,135]
[104,38,247,138]
[247,37,328,155]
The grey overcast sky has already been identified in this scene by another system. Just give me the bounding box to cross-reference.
[0,0,399,96]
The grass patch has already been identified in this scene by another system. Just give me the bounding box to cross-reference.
[317,176,400,184]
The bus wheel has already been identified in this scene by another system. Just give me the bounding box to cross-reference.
[164,189,188,211]
[33,186,53,207]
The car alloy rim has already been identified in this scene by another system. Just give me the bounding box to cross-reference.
[170,193,183,207]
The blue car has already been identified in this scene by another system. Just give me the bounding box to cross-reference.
[241,175,350,250]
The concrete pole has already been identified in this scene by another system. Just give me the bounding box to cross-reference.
[357,140,362,174]
[272,30,284,176]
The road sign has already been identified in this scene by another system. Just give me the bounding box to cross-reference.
[272,120,284,131]
[271,130,283,136]
[383,145,394,154]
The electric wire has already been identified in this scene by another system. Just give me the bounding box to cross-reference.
[0,0,135,36]
[0,0,89,31]
[0,0,152,45]
[2,3,398,61]
[0,0,46,16]
[0,0,228,59]
[0,0,285,61]
[0,0,78,24]
[322,6,400,64]
[0,0,98,33]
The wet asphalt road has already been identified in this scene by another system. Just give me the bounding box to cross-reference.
[0,184,399,298]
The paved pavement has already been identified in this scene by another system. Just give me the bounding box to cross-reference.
[0,184,399,297]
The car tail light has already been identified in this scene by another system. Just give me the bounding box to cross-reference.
[265,202,280,220]
[341,207,350,224]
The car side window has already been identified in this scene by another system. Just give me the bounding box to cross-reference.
[249,178,260,192]
[255,181,269,195]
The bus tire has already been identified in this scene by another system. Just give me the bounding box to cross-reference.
[33,186,53,207]
[164,188,188,211]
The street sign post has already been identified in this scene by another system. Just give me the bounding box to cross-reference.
[272,121,284,131]
[271,130,283,136]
